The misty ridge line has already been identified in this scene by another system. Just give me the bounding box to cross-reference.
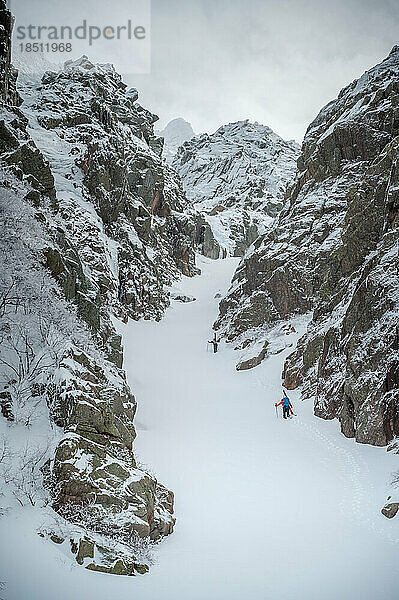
[15,20,147,45]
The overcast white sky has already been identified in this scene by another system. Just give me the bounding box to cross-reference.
[127,0,399,142]
[10,0,399,142]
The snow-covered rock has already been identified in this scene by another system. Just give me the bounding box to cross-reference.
[21,54,198,322]
[0,1,192,571]
[173,120,300,256]
[156,117,194,164]
[216,47,399,448]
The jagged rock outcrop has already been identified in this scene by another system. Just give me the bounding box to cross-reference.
[156,117,194,164]
[0,10,188,571]
[216,47,399,447]
[22,55,197,320]
[0,0,21,106]
[173,120,300,257]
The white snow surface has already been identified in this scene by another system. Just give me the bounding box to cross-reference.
[1,256,399,599]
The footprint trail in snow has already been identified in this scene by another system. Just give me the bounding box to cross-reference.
[1,256,398,600]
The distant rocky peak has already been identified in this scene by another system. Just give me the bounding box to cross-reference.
[157,117,195,164]
[64,54,117,76]
[163,117,194,138]
[172,119,300,257]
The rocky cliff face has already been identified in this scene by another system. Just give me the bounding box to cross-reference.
[0,0,20,106]
[216,47,399,447]
[173,120,300,257]
[22,55,198,323]
[0,6,196,571]
[156,117,195,164]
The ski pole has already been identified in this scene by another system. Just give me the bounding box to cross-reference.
[275,404,278,418]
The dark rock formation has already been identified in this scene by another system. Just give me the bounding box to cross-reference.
[21,56,198,323]
[381,501,399,519]
[0,0,21,106]
[193,215,221,259]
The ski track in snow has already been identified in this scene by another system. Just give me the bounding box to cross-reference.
[1,256,399,600]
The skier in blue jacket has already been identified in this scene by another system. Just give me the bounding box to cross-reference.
[275,394,293,419]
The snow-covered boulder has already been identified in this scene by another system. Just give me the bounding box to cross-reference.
[381,501,399,519]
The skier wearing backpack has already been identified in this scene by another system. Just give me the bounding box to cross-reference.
[275,394,294,419]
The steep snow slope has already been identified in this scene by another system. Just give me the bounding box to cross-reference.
[156,117,194,164]
[216,47,399,448]
[173,120,300,256]
[1,257,398,600]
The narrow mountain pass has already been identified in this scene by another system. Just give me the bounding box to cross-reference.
[120,256,399,600]
[1,256,398,600]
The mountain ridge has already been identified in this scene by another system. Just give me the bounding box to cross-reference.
[173,119,300,257]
